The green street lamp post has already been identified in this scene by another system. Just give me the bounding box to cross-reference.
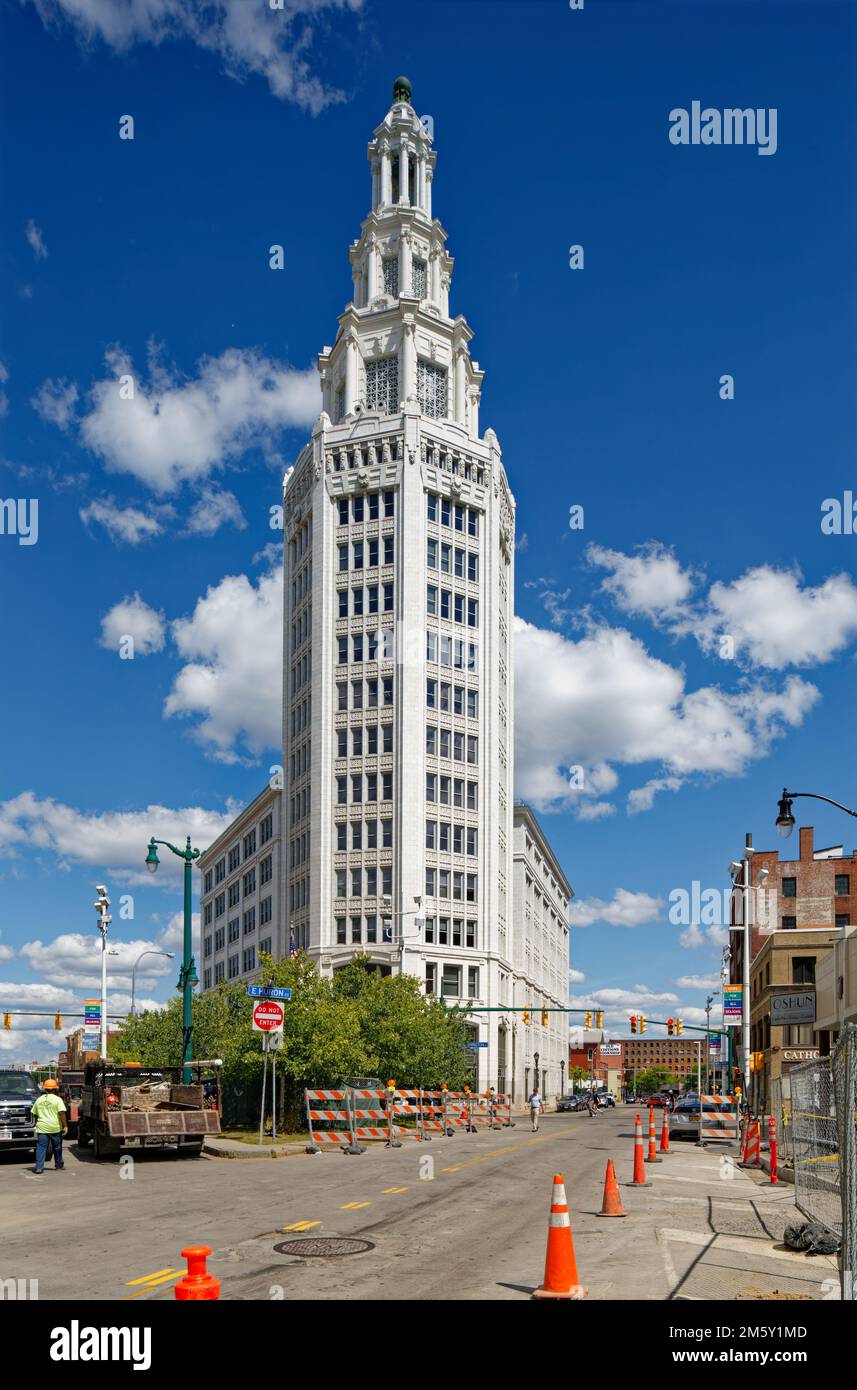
[145,836,200,1082]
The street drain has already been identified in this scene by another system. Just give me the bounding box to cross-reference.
[274,1237,375,1259]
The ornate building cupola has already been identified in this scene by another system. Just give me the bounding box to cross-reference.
[318,78,484,442]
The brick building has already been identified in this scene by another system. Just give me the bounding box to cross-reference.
[616,1036,702,1089]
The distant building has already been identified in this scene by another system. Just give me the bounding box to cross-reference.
[613,1037,701,1087]
[198,785,282,990]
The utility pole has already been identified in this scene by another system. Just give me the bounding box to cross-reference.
[94,887,111,1061]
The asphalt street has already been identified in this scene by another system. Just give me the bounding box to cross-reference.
[0,1108,839,1301]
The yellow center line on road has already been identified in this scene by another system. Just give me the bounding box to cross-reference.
[382,1187,408,1193]
[123,1271,184,1300]
[126,1267,178,1286]
[282,1220,321,1231]
[341,1200,370,1209]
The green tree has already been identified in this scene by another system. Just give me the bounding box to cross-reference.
[635,1067,679,1095]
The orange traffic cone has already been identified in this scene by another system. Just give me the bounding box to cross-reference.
[175,1245,220,1300]
[532,1173,584,1299]
[659,1107,670,1154]
[629,1111,650,1186]
[596,1159,626,1217]
[646,1105,662,1163]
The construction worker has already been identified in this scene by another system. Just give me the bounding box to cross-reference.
[527,1084,541,1128]
[31,1077,67,1174]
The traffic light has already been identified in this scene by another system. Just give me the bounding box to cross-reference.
[750,1051,765,1073]
[666,1017,675,1036]
[2,1013,10,1030]
[639,1015,647,1034]
[54,1014,62,1031]
[585,1011,592,1028]
[522,1008,531,1025]
[541,1009,548,1027]
[596,1011,604,1029]
[676,1017,683,1036]
[630,1014,637,1034]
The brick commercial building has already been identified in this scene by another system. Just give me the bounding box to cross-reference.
[616,1037,702,1091]
[730,825,855,1103]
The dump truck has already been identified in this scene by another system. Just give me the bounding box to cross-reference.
[77,1060,222,1159]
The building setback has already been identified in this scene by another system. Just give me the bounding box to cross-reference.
[199,79,573,1098]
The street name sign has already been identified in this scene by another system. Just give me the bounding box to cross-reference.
[246,985,292,1001]
[465,1041,488,1049]
[252,1000,285,1032]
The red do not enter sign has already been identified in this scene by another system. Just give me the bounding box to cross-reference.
[252,1000,285,1032]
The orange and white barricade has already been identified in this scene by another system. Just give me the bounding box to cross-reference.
[387,1090,428,1142]
[740,1117,762,1167]
[699,1093,739,1145]
[417,1089,446,1138]
[468,1092,504,1131]
[443,1091,472,1134]
[491,1093,513,1128]
[305,1090,364,1155]
[349,1088,400,1146]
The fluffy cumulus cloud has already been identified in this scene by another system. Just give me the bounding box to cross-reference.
[0,793,237,883]
[80,496,172,544]
[184,486,246,537]
[37,345,319,493]
[568,967,585,985]
[679,923,728,950]
[626,775,683,815]
[165,562,282,761]
[30,0,363,112]
[695,566,857,669]
[99,593,166,656]
[675,974,722,990]
[587,541,698,620]
[18,919,187,996]
[569,889,664,929]
[514,617,819,813]
[31,377,79,428]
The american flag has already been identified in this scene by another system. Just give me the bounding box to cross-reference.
[288,936,298,957]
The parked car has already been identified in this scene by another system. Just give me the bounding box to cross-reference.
[0,1069,38,1157]
[669,1097,701,1139]
[594,1091,616,1108]
[556,1092,579,1112]
[643,1093,671,1108]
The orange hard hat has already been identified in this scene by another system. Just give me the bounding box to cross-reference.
[43,1078,59,1090]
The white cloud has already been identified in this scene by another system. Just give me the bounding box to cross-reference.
[626,776,683,815]
[587,541,697,619]
[18,920,185,994]
[165,563,282,761]
[675,974,722,990]
[0,793,238,884]
[0,944,15,961]
[575,800,615,822]
[80,496,171,544]
[696,566,857,669]
[99,593,166,656]
[31,376,79,429]
[679,923,728,950]
[184,486,246,536]
[41,345,319,494]
[31,0,362,113]
[514,616,819,812]
[568,968,585,984]
[25,219,48,260]
[570,889,664,929]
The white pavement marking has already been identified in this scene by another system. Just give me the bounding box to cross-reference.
[655,1226,683,1295]
[660,1227,839,1268]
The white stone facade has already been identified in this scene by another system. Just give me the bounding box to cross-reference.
[199,784,282,990]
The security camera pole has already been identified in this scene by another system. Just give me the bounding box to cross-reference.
[94,886,111,1061]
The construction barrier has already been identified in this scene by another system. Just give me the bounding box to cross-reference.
[350,1088,401,1146]
[741,1117,761,1168]
[699,1094,739,1144]
[491,1092,513,1128]
[443,1091,473,1133]
[467,1092,504,1132]
[386,1090,428,1143]
[304,1089,362,1154]
[417,1089,447,1137]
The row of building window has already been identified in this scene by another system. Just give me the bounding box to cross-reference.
[335,818,394,850]
[337,584,394,617]
[427,540,478,582]
[335,913,390,945]
[424,868,478,901]
[203,817,273,893]
[336,772,394,804]
[425,962,480,1000]
[337,724,393,758]
[424,916,478,948]
[426,727,478,764]
[290,695,310,738]
[203,860,273,923]
[337,631,395,665]
[426,775,478,809]
[336,677,394,711]
[337,491,395,526]
[290,787,310,827]
[425,821,478,855]
[427,587,478,627]
[426,680,478,718]
[290,832,309,868]
[426,632,478,671]
[290,877,309,911]
[204,900,272,950]
[427,494,479,535]
[338,537,395,572]
[335,866,394,898]
[780,874,851,897]
[203,941,271,987]
[779,914,851,929]
[291,606,310,653]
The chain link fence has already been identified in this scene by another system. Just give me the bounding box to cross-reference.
[832,1024,857,1300]
[768,1072,793,1169]
[790,1056,840,1238]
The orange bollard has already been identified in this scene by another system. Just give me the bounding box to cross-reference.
[532,1173,584,1299]
[660,1107,670,1154]
[629,1111,650,1187]
[175,1245,220,1300]
[596,1159,626,1217]
[645,1105,662,1163]
[768,1116,778,1185]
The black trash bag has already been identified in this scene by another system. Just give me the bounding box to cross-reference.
[784,1220,841,1255]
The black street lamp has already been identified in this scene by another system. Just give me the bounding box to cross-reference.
[776,788,857,839]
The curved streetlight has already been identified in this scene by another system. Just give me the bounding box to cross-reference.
[130,949,175,1016]
[144,835,201,1082]
[776,788,857,839]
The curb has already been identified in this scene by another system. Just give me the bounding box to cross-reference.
[203,1140,308,1160]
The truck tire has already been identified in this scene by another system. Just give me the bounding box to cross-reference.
[94,1127,118,1160]
[77,1123,92,1148]
[181,1143,204,1158]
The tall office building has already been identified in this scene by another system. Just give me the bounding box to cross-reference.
[201,79,571,1097]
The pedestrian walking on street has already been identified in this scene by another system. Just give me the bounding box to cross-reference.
[586,1091,598,1118]
[31,1078,67,1173]
[528,1087,543,1132]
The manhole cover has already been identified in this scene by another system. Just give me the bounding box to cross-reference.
[273,1237,375,1259]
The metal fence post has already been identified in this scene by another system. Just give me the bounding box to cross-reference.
[833,1025,857,1300]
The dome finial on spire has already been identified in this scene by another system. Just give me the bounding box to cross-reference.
[392,75,412,106]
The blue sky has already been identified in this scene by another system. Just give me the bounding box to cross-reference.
[1,0,856,1059]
